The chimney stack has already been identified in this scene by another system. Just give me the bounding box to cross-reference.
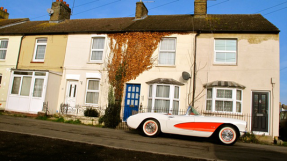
[0,7,9,19]
[49,0,71,23]
[194,0,207,18]
[135,2,148,20]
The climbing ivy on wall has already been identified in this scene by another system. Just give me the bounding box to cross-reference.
[107,32,171,103]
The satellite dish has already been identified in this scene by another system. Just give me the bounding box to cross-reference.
[182,71,191,80]
[47,8,54,15]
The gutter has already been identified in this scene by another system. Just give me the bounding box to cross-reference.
[16,35,24,69]
[192,31,200,107]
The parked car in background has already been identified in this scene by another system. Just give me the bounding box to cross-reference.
[127,106,247,145]
[279,111,287,141]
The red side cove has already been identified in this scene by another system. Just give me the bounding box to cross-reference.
[174,122,223,132]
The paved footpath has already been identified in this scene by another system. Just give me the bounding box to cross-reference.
[1,115,287,161]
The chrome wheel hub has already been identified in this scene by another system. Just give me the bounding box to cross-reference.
[145,122,156,134]
[221,129,234,142]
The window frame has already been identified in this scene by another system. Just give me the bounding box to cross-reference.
[206,87,243,114]
[0,73,2,85]
[85,79,100,106]
[10,75,33,97]
[214,39,237,65]
[158,37,177,66]
[33,38,47,62]
[89,36,106,63]
[0,39,9,60]
[148,84,180,114]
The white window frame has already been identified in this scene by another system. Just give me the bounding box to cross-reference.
[158,37,176,66]
[214,39,237,65]
[90,36,106,63]
[33,38,47,62]
[0,39,9,60]
[206,87,243,113]
[85,79,100,105]
[148,84,180,114]
[10,72,33,97]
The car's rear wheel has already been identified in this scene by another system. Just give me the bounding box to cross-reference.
[142,119,160,137]
[218,126,237,145]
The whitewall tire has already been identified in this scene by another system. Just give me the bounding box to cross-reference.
[142,119,160,137]
[218,126,237,145]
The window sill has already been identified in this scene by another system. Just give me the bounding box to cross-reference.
[83,104,99,107]
[30,61,44,63]
[87,61,103,64]
[155,65,176,68]
[0,59,6,62]
[213,63,237,66]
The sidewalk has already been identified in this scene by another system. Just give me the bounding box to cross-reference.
[1,115,287,160]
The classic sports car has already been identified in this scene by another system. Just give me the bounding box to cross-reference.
[127,106,247,145]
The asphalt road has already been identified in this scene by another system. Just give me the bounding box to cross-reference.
[1,115,287,161]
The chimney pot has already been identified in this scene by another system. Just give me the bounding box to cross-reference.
[56,0,59,2]
[60,0,63,2]
[0,7,9,19]
[64,1,66,4]
[67,4,69,7]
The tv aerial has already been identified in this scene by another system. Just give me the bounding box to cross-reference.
[47,8,54,16]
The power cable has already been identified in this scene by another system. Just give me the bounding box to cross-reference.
[264,6,287,15]
[207,0,229,8]
[254,1,287,13]
[188,0,230,14]
[126,0,180,17]
[72,0,121,16]
[73,0,100,8]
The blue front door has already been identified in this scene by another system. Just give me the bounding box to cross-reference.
[123,84,141,121]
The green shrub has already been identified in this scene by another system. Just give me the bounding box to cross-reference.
[239,132,259,143]
[84,108,99,117]
[65,119,81,124]
[54,117,65,123]
[101,103,121,128]
[36,116,49,120]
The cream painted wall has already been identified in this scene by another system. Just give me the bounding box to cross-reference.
[0,36,22,110]
[194,33,280,136]
[17,35,68,73]
[127,33,195,110]
[45,72,62,114]
[57,34,111,111]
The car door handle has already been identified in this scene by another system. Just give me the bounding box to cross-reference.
[168,116,174,118]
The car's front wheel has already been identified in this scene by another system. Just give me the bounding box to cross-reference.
[142,119,160,137]
[218,126,238,145]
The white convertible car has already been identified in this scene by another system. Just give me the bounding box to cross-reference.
[127,106,246,145]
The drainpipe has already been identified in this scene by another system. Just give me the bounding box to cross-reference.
[192,31,200,107]
[16,35,24,69]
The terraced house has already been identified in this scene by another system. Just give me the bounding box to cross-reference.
[0,8,29,111]
[0,0,280,138]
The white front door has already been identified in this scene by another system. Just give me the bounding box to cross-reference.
[29,77,47,112]
[65,81,78,107]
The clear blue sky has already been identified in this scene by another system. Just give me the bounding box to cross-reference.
[1,0,287,104]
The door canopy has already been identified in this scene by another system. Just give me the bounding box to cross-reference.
[203,81,245,89]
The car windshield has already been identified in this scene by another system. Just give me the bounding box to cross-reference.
[186,106,200,116]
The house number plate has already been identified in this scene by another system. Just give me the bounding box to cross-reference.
[257,113,264,116]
